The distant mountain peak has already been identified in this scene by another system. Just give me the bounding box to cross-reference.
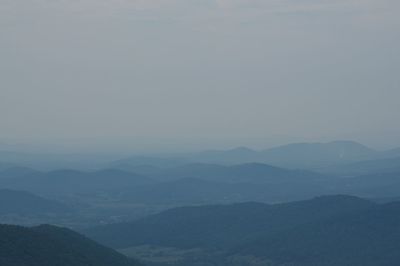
[228,147,255,153]
[327,140,375,149]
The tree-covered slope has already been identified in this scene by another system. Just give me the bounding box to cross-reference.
[84,196,400,266]
[235,201,400,266]
[0,224,141,266]
[84,195,374,249]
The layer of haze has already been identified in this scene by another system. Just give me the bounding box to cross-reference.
[1,0,399,152]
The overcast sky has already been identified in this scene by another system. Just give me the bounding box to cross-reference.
[1,0,399,152]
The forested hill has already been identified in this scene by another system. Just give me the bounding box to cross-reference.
[83,195,400,265]
[234,201,400,266]
[84,195,375,249]
[0,224,141,266]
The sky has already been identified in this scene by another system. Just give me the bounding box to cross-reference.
[1,0,399,152]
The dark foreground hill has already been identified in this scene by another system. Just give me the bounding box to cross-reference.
[234,201,400,266]
[84,195,400,266]
[0,224,141,266]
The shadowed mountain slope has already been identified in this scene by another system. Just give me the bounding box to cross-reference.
[0,224,141,266]
[84,195,374,249]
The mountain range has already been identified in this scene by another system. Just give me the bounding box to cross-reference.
[112,141,400,171]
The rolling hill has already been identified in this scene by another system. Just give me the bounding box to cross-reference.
[83,195,400,265]
[0,169,153,196]
[0,224,141,266]
[84,195,374,250]
[0,189,72,215]
[336,172,400,198]
[234,201,400,266]
[318,156,400,176]
[121,176,330,205]
[147,162,326,183]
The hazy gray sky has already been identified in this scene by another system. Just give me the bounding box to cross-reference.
[1,0,399,151]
